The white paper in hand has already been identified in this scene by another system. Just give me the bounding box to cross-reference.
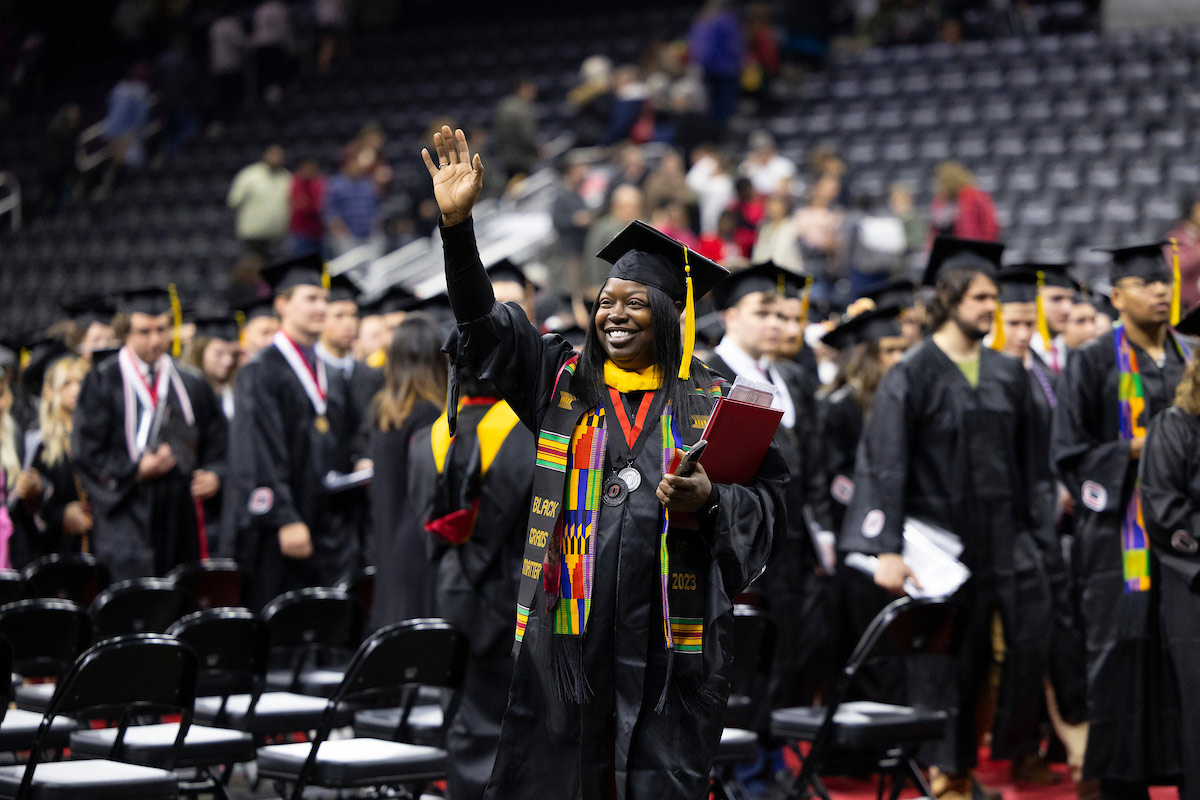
[900,518,970,598]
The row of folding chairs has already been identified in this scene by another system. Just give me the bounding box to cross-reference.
[0,612,466,800]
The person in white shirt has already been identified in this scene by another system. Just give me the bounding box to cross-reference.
[739,130,797,198]
[685,146,736,234]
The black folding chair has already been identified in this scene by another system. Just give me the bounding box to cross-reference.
[0,633,198,800]
[191,593,356,738]
[0,572,28,607]
[70,610,259,800]
[711,605,778,800]
[335,566,375,619]
[21,554,110,606]
[0,635,78,754]
[257,619,468,800]
[770,597,966,800]
[89,579,189,641]
[261,587,364,698]
[165,560,247,611]
[0,600,92,714]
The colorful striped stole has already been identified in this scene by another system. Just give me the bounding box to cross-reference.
[1113,323,1192,592]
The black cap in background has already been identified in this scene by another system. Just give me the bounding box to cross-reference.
[922,236,1005,287]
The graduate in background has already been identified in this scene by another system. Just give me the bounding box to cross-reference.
[183,314,241,420]
[486,258,539,325]
[367,313,446,627]
[424,126,786,800]
[411,367,533,800]
[1138,303,1200,799]
[817,305,910,702]
[73,287,226,581]
[1051,243,1192,796]
[61,295,117,363]
[707,262,833,725]
[840,237,1045,800]
[317,273,381,579]
[1025,262,1079,375]
[234,296,279,361]
[11,356,90,569]
[225,255,350,608]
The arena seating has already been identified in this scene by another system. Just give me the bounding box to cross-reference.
[2,11,1199,332]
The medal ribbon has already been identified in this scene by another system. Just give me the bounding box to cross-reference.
[274,331,328,415]
[607,386,654,452]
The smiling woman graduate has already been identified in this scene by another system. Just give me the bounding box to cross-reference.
[422,127,788,800]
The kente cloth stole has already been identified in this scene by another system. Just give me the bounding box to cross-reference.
[1113,323,1192,593]
[513,356,721,659]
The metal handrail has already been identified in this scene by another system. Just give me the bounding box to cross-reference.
[0,172,21,232]
[75,95,163,175]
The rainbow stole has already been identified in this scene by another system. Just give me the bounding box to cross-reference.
[513,355,720,659]
[1113,323,1192,593]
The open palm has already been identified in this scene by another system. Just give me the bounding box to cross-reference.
[421,125,484,226]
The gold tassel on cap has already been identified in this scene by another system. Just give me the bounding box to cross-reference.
[991,300,1006,351]
[679,246,695,381]
[321,262,331,291]
[1035,270,1052,349]
[1170,237,1182,327]
[799,276,813,327]
[168,283,182,357]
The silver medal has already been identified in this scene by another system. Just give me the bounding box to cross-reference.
[618,466,642,492]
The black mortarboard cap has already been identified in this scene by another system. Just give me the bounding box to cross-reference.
[90,347,120,367]
[362,283,417,317]
[922,236,1005,287]
[486,258,537,291]
[192,314,240,342]
[408,293,455,326]
[20,336,70,397]
[259,252,325,295]
[711,262,805,311]
[62,295,115,328]
[115,287,173,316]
[857,278,917,309]
[235,295,276,322]
[1011,261,1079,291]
[327,273,361,305]
[1094,242,1172,283]
[995,269,1040,304]
[821,305,905,350]
[1176,303,1200,338]
[596,220,728,303]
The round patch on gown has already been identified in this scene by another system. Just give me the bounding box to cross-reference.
[248,487,274,515]
[1080,481,1107,513]
[1171,529,1199,555]
[601,475,628,507]
[831,474,855,506]
[862,509,885,539]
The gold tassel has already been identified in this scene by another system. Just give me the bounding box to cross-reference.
[1170,238,1182,327]
[234,310,247,348]
[321,262,331,291]
[799,276,813,327]
[679,247,694,381]
[991,299,1006,351]
[18,348,30,370]
[168,283,182,357]
[777,273,786,296]
[1035,270,1052,349]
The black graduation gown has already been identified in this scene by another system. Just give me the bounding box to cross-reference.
[72,358,226,582]
[1050,334,1186,783]
[817,384,903,703]
[367,399,442,629]
[10,443,85,569]
[705,351,834,713]
[225,345,350,609]
[407,401,534,800]
[839,342,1049,772]
[442,218,787,800]
[1140,406,1200,796]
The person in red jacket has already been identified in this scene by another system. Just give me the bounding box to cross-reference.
[289,159,326,256]
[928,160,1000,243]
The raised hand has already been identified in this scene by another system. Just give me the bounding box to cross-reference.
[421,125,484,227]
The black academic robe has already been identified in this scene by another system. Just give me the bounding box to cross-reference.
[840,342,1049,772]
[367,399,442,628]
[73,359,227,582]
[408,401,534,800]
[443,218,787,800]
[705,351,834,713]
[225,344,350,609]
[10,443,85,569]
[1051,334,1187,783]
[1140,406,1200,796]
